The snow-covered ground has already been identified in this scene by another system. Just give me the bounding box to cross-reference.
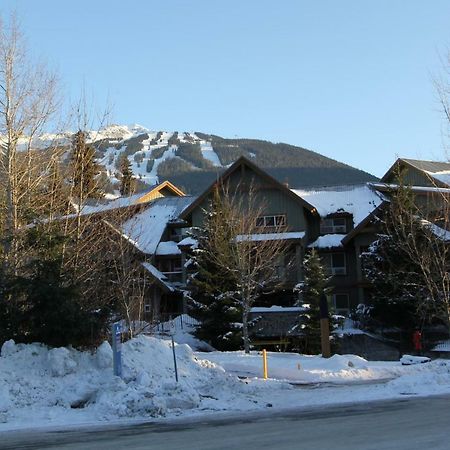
[1,333,450,433]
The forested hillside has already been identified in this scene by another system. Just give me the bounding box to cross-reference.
[85,126,378,194]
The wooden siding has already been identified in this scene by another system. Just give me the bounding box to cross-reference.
[136,181,185,204]
[384,163,441,188]
[189,164,308,233]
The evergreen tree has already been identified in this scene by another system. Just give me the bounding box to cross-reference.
[2,227,111,347]
[361,186,440,332]
[362,231,423,332]
[296,249,329,354]
[119,155,135,196]
[187,213,242,351]
[0,266,23,343]
[71,130,102,200]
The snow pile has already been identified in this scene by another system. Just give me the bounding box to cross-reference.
[153,314,215,352]
[0,336,250,430]
[201,351,393,384]
[400,355,431,365]
[200,350,450,391]
[3,336,450,432]
[48,348,78,377]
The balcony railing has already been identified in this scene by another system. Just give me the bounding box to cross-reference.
[162,271,183,283]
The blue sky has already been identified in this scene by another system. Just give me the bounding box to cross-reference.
[2,1,450,177]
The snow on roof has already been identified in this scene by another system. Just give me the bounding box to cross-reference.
[401,159,450,187]
[177,237,198,247]
[141,262,175,292]
[80,191,147,215]
[155,241,181,256]
[420,220,450,242]
[234,231,305,242]
[250,306,306,313]
[431,339,450,352]
[403,158,450,174]
[292,185,383,227]
[429,171,450,187]
[122,197,194,254]
[308,234,345,249]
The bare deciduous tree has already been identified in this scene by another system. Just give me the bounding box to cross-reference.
[390,185,450,328]
[366,180,450,333]
[0,14,60,271]
[102,218,152,337]
[200,183,292,353]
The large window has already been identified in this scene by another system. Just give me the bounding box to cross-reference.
[322,252,347,275]
[158,258,182,282]
[256,214,286,228]
[320,217,347,234]
[332,293,350,314]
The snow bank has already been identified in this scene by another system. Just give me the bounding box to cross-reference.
[0,336,251,430]
[3,336,450,432]
[153,314,215,352]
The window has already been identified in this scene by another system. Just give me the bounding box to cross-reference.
[158,258,182,274]
[322,252,347,275]
[168,227,182,242]
[144,304,152,313]
[332,293,350,314]
[320,217,347,234]
[256,214,286,228]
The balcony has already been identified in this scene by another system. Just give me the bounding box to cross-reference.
[161,271,183,284]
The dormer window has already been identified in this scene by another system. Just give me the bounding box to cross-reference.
[320,217,347,234]
[256,214,286,228]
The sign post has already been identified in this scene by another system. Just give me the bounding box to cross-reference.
[171,335,179,383]
[112,322,122,378]
[319,294,331,358]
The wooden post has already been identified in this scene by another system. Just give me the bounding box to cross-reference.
[319,294,331,358]
[262,349,268,379]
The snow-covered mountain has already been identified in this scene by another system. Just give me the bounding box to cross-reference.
[92,125,225,187]
[19,124,378,194]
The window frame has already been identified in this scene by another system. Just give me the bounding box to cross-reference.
[332,293,350,313]
[256,214,287,228]
[322,252,347,276]
[320,217,347,234]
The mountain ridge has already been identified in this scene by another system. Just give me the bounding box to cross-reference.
[18,124,378,194]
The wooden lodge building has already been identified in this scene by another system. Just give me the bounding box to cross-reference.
[82,157,450,340]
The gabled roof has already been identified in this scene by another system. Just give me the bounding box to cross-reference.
[292,184,384,227]
[141,262,176,293]
[179,156,316,220]
[121,196,194,255]
[341,202,387,245]
[75,181,185,217]
[369,182,450,195]
[399,159,450,174]
[135,180,185,203]
[381,158,450,188]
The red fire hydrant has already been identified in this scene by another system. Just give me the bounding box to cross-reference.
[413,330,422,354]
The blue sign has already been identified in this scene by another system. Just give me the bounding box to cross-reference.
[112,322,122,378]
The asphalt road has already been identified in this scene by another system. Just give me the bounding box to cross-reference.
[2,395,450,450]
